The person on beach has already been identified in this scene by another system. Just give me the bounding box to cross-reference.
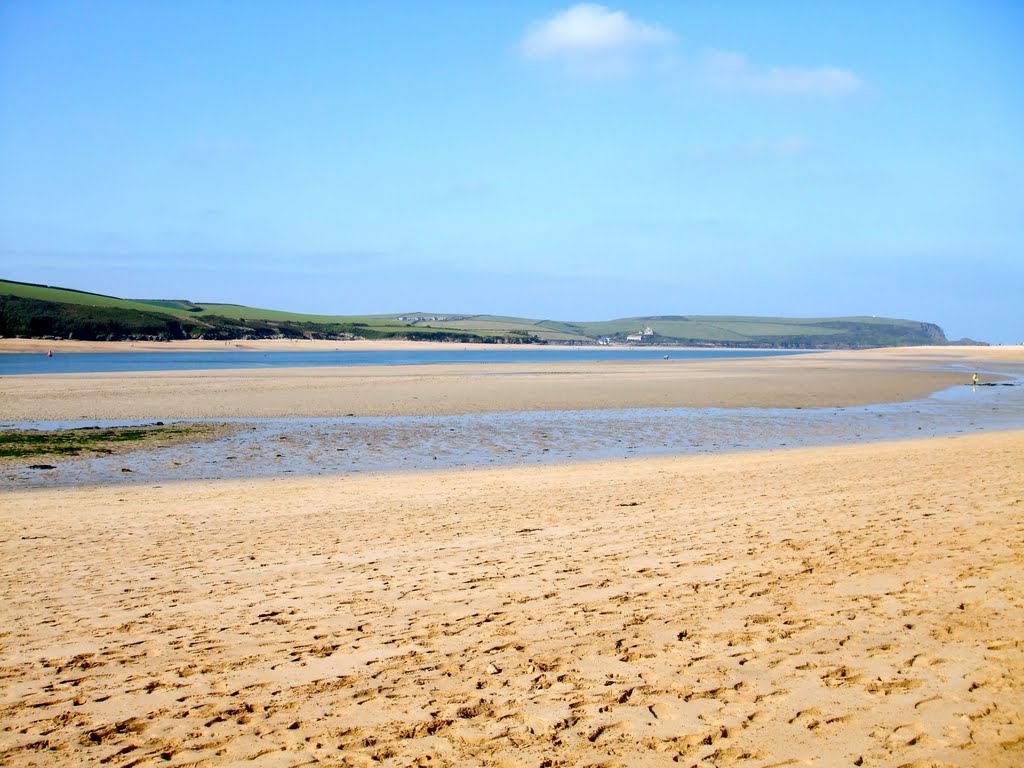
[972,372,979,386]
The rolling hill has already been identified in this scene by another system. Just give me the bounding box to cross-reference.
[0,279,954,348]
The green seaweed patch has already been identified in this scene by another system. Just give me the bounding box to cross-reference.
[0,423,236,460]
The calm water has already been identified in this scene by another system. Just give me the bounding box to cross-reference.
[0,347,810,376]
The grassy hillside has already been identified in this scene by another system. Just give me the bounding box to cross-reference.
[555,315,946,348]
[1,281,199,318]
[0,281,522,343]
[396,314,584,342]
[0,279,951,347]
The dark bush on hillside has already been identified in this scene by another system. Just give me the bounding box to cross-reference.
[0,295,190,341]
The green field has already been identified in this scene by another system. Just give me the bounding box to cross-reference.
[0,279,950,347]
[2,281,199,318]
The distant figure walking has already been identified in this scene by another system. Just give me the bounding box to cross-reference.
[972,372,979,386]
[47,350,52,358]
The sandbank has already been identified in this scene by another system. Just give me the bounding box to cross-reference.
[3,337,1022,360]
[1,431,1021,766]
[2,347,1019,422]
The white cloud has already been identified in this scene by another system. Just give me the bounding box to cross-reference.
[521,3,672,77]
[518,9,863,92]
[703,50,864,96]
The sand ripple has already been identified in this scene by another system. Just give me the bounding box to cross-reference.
[1,432,1021,766]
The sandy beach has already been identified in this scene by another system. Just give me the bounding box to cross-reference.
[3,336,1023,359]
[0,338,713,356]
[2,346,1022,421]
[1,432,1021,766]
[1,345,1022,766]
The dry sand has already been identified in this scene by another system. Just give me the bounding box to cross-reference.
[1,345,1022,766]
[2,346,1020,421]
[1,431,1022,766]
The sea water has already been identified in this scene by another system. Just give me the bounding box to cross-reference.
[0,347,808,375]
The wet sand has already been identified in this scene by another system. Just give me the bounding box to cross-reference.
[4,377,1023,490]
[2,431,1022,766]
[2,337,1021,359]
[2,347,1018,421]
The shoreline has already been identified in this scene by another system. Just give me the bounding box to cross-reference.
[3,336,1023,357]
[11,338,675,354]
[2,348,1021,422]
[2,337,585,354]
[3,430,1021,766]
[5,404,1023,492]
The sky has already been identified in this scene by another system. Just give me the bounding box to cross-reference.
[1,1,1022,343]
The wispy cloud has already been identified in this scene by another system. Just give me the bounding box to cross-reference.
[521,3,673,77]
[702,50,864,96]
[519,9,863,93]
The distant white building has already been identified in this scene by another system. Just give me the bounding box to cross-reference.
[626,327,655,342]
[398,315,461,323]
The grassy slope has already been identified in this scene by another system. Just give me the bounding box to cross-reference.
[555,315,930,343]
[416,316,583,342]
[1,281,199,319]
[0,281,409,329]
[1,279,944,345]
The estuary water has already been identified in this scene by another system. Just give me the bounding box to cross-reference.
[0,347,808,376]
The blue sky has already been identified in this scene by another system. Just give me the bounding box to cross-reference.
[1,1,1021,342]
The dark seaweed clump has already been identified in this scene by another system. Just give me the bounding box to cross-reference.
[0,423,213,459]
